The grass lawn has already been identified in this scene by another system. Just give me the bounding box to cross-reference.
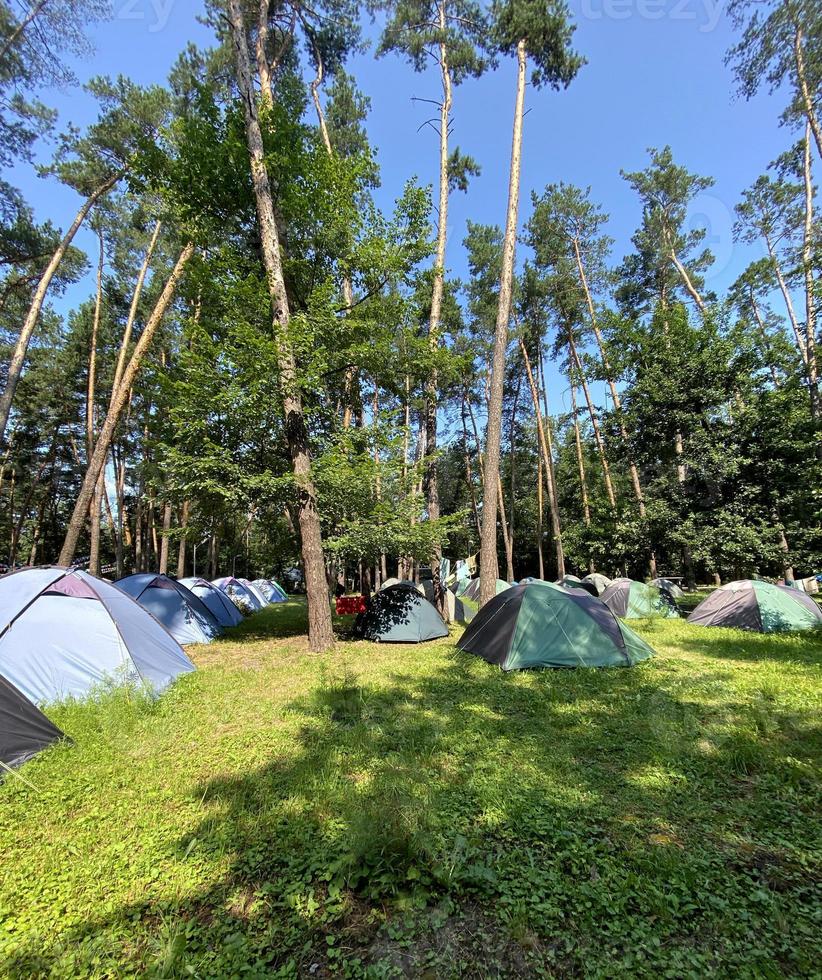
[1,601,820,978]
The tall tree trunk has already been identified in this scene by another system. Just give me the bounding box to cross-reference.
[567,330,617,509]
[479,39,527,607]
[569,380,591,528]
[794,24,822,161]
[227,0,333,652]
[748,287,781,387]
[0,0,48,62]
[773,504,794,582]
[572,237,648,526]
[177,499,190,578]
[87,231,105,576]
[0,171,122,443]
[521,340,565,578]
[764,231,808,365]
[801,122,819,423]
[536,453,544,579]
[58,243,194,566]
[134,498,143,573]
[421,4,454,614]
[159,500,172,574]
[460,394,481,540]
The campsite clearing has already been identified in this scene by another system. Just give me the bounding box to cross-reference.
[1,601,820,978]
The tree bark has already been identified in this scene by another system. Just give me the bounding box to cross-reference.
[567,330,617,509]
[87,230,105,576]
[800,122,819,422]
[176,499,190,577]
[227,0,334,651]
[0,171,122,443]
[764,231,808,365]
[479,39,527,607]
[520,340,564,578]
[569,379,591,528]
[159,500,172,574]
[58,243,194,566]
[794,25,822,162]
[536,454,544,579]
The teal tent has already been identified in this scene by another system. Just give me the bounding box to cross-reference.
[457,581,655,670]
[601,578,678,619]
[354,584,448,643]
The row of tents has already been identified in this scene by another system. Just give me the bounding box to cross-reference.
[0,567,287,771]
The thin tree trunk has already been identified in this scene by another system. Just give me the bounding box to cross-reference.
[159,500,171,574]
[0,0,48,66]
[479,39,527,607]
[227,0,333,652]
[794,24,822,162]
[800,122,819,422]
[670,248,706,313]
[773,504,794,582]
[0,171,122,442]
[177,499,190,577]
[87,230,105,576]
[461,394,481,539]
[536,453,544,579]
[134,498,143,573]
[764,231,808,365]
[569,380,591,527]
[58,243,194,566]
[521,340,564,579]
[567,330,617,509]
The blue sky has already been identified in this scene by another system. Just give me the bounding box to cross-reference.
[9,0,792,360]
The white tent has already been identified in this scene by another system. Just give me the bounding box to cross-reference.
[0,567,195,705]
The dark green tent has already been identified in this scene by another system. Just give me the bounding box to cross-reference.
[457,581,655,670]
[354,584,448,643]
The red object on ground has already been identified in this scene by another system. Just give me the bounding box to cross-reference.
[335,595,368,615]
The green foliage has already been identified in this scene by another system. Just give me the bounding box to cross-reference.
[489,0,584,89]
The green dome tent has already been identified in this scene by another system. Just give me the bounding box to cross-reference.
[457,581,655,670]
[601,578,679,619]
[687,580,822,633]
[463,577,510,602]
[354,584,448,643]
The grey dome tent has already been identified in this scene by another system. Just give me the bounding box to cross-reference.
[0,567,195,705]
[557,574,598,597]
[354,584,448,643]
[180,577,243,627]
[601,578,679,618]
[239,578,271,607]
[1,672,66,769]
[116,573,222,644]
[457,581,655,670]
[687,580,822,633]
[652,577,684,599]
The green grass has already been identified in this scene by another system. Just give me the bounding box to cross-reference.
[1,602,820,978]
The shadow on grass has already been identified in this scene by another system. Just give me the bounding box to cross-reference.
[208,598,311,643]
[6,645,821,977]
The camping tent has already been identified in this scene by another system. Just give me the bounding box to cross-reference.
[354,584,448,643]
[601,578,679,619]
[687,580,822,633]
[379,578,423,594]
[582,572,612,596]
[463,577,510,602]
[252,579,287,603]
[180,577,243,627]
[1,671,66,768]
[238,578,270,606]
[557,575,598,597]
[457,580,655,670]
[444,588,471,624]
[0,567,195,705]
[116,574,222,644]
[652,577,684,599]
[213,577,265,612]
